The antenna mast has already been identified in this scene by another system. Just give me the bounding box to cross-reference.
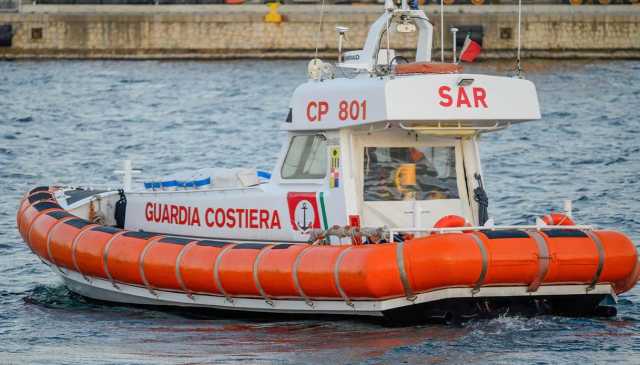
[516,0,523,77]
[440,0,444,63]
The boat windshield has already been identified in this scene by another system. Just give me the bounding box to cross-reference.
[281,134,328,180]
[363,146,458,201]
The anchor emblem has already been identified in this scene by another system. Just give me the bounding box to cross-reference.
[287,192,321,232]
[294,200,316,232]
[296,200,313,231]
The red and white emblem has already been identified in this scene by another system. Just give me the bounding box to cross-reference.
[287,192,320,232]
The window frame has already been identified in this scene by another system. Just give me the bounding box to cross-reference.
[362,145,460,202]
[280,133,329,181]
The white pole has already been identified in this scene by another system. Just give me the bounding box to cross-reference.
[440,0,444,63]
[451,27,458,63]
[412,199,421,234]
[114,159,140,192]
[516,0,522,76]
[564,199,573,218]
[338,33,343,62]
[122,160,133,192]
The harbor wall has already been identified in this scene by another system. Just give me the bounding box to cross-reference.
[0,4,639,59]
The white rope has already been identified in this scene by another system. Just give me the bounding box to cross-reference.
[314,0,326,60]
[440,0,444,63]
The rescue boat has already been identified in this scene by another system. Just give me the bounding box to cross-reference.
[17,2,639,323]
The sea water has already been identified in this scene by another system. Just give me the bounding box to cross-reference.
[1,60,639,364]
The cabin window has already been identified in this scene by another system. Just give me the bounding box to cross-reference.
[281,135,327,180]
[363,146,459,201]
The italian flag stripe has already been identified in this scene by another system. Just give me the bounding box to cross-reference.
[318,192,329,230]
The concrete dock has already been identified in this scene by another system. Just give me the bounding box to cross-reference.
[0,4,639,59]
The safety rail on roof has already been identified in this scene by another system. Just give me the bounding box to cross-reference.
[398,121,511,134]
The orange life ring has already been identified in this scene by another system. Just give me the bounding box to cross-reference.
[569,0,584,5]
[433,215,470,229]
[542,213,576,226]
[394,62,463,76]
[470,0,485,5]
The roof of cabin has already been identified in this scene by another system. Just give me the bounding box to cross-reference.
[283,73,541,131]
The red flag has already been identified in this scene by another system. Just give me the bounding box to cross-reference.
[460,35,482,63]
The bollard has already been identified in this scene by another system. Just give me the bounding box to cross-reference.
[265,3,283,24]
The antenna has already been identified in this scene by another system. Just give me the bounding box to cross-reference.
[336,26,349,63]
[313,0,326,61]
[384,0,394,72]
[440,0,444,63]
[515,0,523,77]
[451,27,458,63]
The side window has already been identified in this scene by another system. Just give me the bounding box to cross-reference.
[281,135,327,180]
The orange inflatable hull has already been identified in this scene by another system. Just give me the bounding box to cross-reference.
[17,187,640,316]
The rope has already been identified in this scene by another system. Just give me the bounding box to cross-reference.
[314,0,326,61]
[473,173,489,226]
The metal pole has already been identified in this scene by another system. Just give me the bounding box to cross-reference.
[516,0,522,76]
[564,199,573,218]
[451,27,458,63]
[440,0,444,63]
[338,33,343,63]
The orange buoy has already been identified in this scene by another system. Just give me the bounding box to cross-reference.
[433,215,469,229]
[542,213,575,226]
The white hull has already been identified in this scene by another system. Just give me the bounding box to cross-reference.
[49,261,615,317]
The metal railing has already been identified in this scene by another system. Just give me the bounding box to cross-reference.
[388,224,593,242]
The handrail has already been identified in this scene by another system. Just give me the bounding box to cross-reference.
[388,224,594,243]
[398,121,511,133]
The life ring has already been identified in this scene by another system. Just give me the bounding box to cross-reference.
[470,0,485,5]
[569,0,583,5]
[541,213,576,226]
[433,215,470,229]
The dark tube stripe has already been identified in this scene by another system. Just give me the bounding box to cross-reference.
[544,229,587,238]
[196,240,229,248]
[29,186,50,194]
[481,230,529,239]
[122,231,158,239]
[29,192,53,204]
[63,218,92,229]
[91,226,122,234]
[33,201,60,212]
[233,243,268,250]
[159,237,194,245]
[272,243,296,250]
[47,211,73,220]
